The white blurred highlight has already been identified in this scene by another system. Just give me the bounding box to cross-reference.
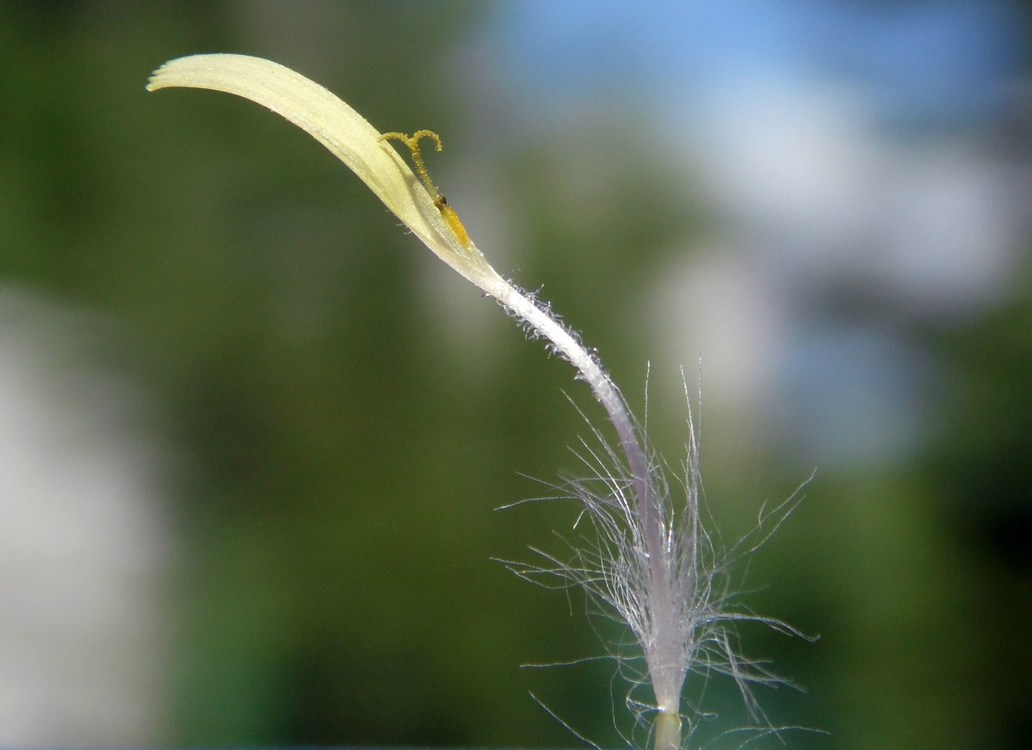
[0,289,169,745]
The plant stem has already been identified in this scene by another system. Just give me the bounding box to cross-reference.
[654,710,682,750]
[489,278,684,747]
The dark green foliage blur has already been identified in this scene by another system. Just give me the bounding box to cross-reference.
[1,2,1029,748]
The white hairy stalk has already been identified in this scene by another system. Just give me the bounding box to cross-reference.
[494,286,688,745]
[149,54,795,749]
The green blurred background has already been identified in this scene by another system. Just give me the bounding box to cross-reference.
[1,2,1029,748]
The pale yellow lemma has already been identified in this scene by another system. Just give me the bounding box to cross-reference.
[148,53,502,294]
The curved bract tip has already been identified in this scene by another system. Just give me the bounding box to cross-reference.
[148,53,503,293]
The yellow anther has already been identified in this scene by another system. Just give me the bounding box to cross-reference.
[379,129,471,248]
[437,196,472,249]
